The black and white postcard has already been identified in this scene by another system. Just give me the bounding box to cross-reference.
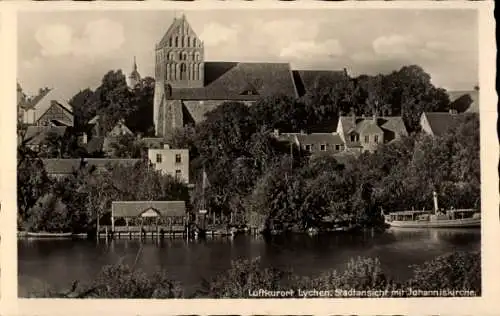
[1,1,498,315]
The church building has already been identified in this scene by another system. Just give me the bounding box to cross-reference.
[127,56,142,89]
[153,14,348,139]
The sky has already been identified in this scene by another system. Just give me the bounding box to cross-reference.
[18,9,478,100]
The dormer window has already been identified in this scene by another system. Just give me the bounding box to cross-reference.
[374,135,379,143]
[241,89,258,96]
[305,144,312,151]
[350,134,358,142]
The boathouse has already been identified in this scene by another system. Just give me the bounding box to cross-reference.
[110,201,187,237]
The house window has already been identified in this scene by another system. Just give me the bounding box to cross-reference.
[156,153,162,163]
[175,154,182,163]
[305,144,312,151]
[175,170,182,179]
[320,144,326,151]
[335,144,340,151]
[365,135,369,143]
[350,134,357,142]
[374,135,379,143]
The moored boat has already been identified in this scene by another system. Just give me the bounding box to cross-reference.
[26,232,73,238]
[383,191,480,229]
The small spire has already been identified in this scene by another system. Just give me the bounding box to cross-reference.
[133,56,137,71]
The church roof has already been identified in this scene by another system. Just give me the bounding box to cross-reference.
[292,70,348,96]
[170,62,298,100]
[158,15,201,48]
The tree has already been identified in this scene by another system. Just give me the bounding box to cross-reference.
[109,134,146,158]
[17,149,51,228]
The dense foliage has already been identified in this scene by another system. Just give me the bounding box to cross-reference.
[17,64,479,232]
[18,159,190,233]
[169,101,479,231]
[27,250,480,298]
[69,70,155,136]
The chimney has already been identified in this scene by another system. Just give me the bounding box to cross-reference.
[433,191,439,213]
[273,129,280,137]
[300,129,306,135]
[163,144,170,149]
[373,110,378,121]
[81,132,88,144]
[449,109,458,115]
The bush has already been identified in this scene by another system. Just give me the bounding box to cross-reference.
[406,251,481,294]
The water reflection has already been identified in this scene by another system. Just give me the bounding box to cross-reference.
[18,229,480,297]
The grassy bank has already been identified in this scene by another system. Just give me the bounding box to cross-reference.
[25,250,480,298]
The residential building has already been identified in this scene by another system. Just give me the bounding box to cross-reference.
[274,130,345,155]
[41,158,141,178]
[18,87,74,127]
[336,114,408,153]
[420,111,470,137]
[153,14,349,139]
[107,119,134,137]
[147,145,189,183]
[448,88,479,113]
[20,126,69,151]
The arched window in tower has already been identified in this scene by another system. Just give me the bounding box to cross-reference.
[187,37,191,47]
[180,64,187,80]
[175,37,178,47]
[193,38,197,47]
[181,37,184,47]
[169,37,172,46]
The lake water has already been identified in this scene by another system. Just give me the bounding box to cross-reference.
[18,228,480,297]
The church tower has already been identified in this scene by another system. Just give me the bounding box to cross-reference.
[127,56,141,89]
[154,14,205,137]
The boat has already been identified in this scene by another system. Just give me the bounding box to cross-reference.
[26,231,73,238]
[383,191,480,228]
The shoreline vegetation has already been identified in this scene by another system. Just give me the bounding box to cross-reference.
[25,250,480,298]
[18,65,480,297]
[17,65,480,236]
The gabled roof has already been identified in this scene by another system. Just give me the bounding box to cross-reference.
[108,120,134,136]
[140,137,165,149]
[379,117,408,137]
[88,115,100,125]
[355,120,384,135]
[41,158,141,175]
[85,136,105,154]
[42,159,82,175]
[275,132,299,144]
[338,116,407,137]
[112,201,186,218]
[26,89,73,121]
[170,62,298,100]
[421,112,462,136]
[292,70,348,97]
[157,15,201,48]
[21,126,68,146]
[295,133,344,146]
[448,90,479,113]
